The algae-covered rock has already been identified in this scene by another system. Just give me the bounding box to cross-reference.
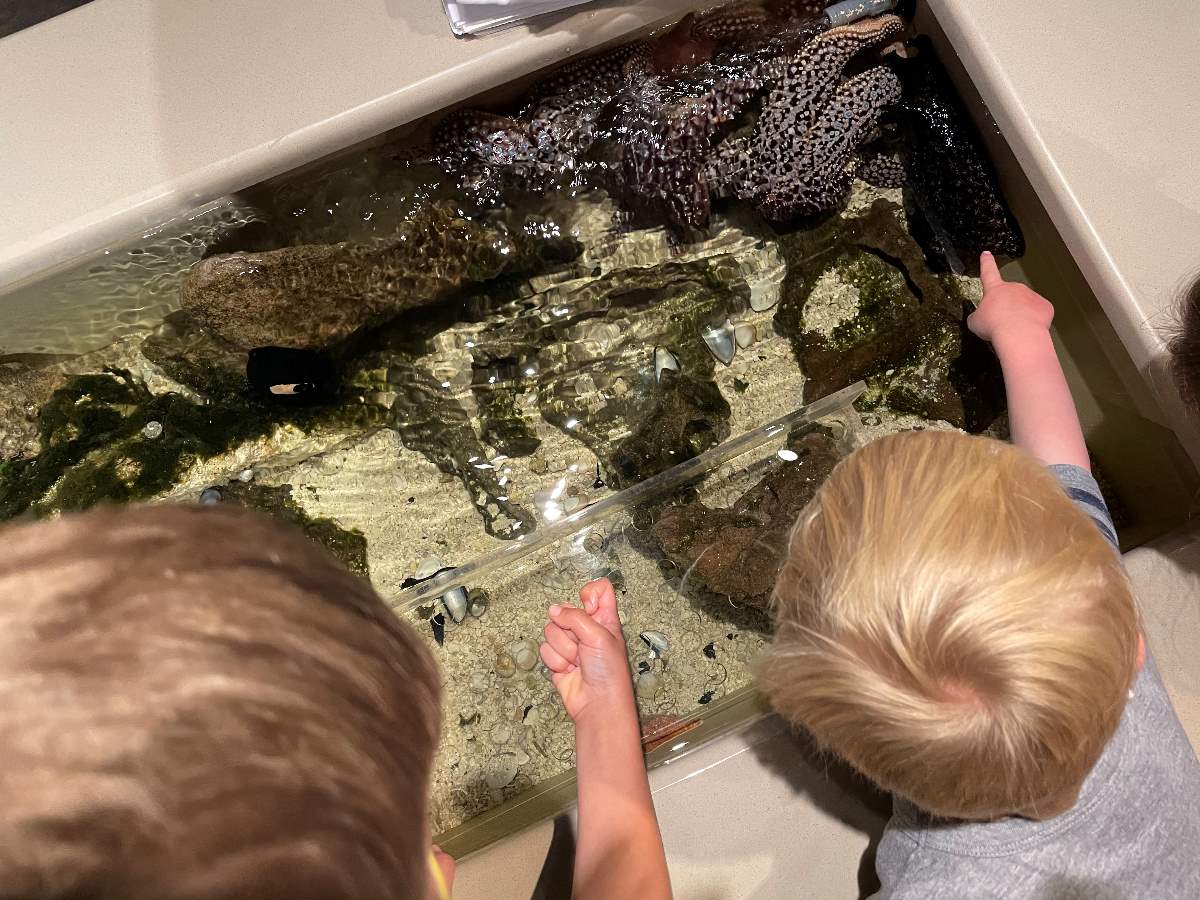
[181,203,580,351]
[0,369,239,519]
[609,372,730,488]
[535,262,743,488]
[0,368,382,521]
[860,315,1005,432]
[476,386,541,458]
[139,311,250,399]
[218,480,369,577]
[773,198,1002,431]
[0,355,66,459]
[652,428,841,608]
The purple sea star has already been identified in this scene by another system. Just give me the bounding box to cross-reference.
[709,15,905,220]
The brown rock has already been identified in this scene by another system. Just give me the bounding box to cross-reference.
[774,198,1003,431]
[181,203,577,350]
[652,429,841,608]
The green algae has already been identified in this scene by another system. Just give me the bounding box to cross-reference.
[219,480,369,576]
[0,367,385,521]
[827,252,909,350]
[772,199,1003,431]
[477,385,541,457]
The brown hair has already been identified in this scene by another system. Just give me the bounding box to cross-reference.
[1168,274,1200,409]
[758,431,1137,821]
[0,504,441,899]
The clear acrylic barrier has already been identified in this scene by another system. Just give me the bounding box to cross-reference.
[403,382,865,850]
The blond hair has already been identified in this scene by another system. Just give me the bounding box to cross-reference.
[758,431,1137,820]
[0,504,440,899]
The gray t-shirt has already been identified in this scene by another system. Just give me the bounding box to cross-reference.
[871,465,1200,899]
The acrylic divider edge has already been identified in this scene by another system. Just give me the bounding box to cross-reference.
[388,381,867,614]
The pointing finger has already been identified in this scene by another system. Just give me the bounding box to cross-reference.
[979,250,1004,291]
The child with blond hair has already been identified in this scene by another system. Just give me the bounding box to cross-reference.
[760,252,1200,897]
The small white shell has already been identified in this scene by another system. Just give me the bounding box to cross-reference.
[640,630,671,658]
[414,555,446,579]
[484,752,519,793]
[734,323,756,349]
[441,586,468,623]
[467,590,488,618]
[511,639,539,671]
[702,320,737,366]
[749,288,780,312]
[654,346,680,382]
[636,671,663,700]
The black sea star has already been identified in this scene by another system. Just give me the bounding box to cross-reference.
[866,36,1026,272]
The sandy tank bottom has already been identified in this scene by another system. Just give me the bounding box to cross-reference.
[181,193,968,837]
[1,183,979,837]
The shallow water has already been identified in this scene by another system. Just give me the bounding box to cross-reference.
[0,4,1009,844]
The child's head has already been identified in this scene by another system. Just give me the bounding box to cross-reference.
[0,504,441,900]
[1169,273,1200,409]
[758,431,1138,821]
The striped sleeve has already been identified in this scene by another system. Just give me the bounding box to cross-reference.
[1048,463,1119,550]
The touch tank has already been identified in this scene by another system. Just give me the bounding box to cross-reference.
[0,0,1183,854]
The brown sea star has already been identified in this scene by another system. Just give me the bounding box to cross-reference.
[710,14,906,221]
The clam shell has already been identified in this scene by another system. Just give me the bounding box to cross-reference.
[510,639,539,671]
[441,586,468,623]
[640,630,671,657]
[734,323,756,349]
[702,320,736,365]
[484,752,519,793]
[467,588,488,618]
[653,346,680,382]
[415,555,446,579]
[749,290,780,312]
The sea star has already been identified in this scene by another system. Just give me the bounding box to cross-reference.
[709,15,906,221]
[430,8,907,234]
[874,36,1025,271]
[601,73,761,232]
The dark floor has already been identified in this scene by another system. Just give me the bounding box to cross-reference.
[0,0,93,39]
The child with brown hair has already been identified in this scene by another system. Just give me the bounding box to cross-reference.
[0,504,451,900]
[1168,273,1200,409]
[0,501,670,900]
[760,252,1200,896]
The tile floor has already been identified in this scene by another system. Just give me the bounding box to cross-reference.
[452,526,1200,900]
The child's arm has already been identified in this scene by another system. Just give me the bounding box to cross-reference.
[541,579,672,900]
[968,251,1091,470]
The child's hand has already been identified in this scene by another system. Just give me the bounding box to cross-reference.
[540,578,634,724]
[967,250,1055,346]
